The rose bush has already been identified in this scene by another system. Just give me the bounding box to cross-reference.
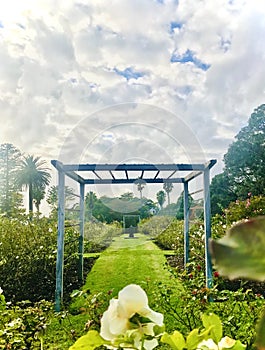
[69,285,245,350]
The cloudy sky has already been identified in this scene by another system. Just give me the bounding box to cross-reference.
[1,0,265,204]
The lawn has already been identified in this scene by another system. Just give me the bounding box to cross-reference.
[45,233,182,349]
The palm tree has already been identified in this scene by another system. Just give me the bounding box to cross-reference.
[135,179,145,200]
[156,190,166,209]
[163,182,174,206]
[33,184,46,212]
[16,155,51,213]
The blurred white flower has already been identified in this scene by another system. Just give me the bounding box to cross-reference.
[197,336,236,350]
[100,284,163,349]
[0,287,3,294]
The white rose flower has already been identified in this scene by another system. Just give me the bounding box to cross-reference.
[218,336,236,348]
[197,339,218,350]
[197,336,236,350]
[100,284,164,348]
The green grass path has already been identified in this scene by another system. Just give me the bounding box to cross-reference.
[82,233,179,297]
[45,233,181,349]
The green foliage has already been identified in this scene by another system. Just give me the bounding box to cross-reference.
[224,195,265,225]
[84,221,120,252]
[210,172,237,216]
[154,219,184,250]
[139,215,174,238]
[163,182,174,206]
[0,299,53,349]
[211,104,265,213]
[211,216,265,349]
[0,214,86,303]
[85,193,156,223]
[211,216,265,280]
[69,330,105,349]
[175,191,193,220]
[0,143,23,216]
[224,104,265,198]
[157,190,166,209]
[16,155,51,212]
[47,186,76,214]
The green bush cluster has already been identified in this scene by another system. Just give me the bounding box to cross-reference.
[139,215,175,238]
[0,299,53,349]
[84,221,121,252]
[0,214,83,303]
[151,265,264,348]
[224,195,265,225]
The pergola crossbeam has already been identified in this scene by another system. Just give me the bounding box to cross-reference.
[61,163,210,172]
[83,177,184,184]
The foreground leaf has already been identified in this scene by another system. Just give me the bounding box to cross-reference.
[201,314,222,344]
[161,331,186,350]
[210,217,265,280]
[256,309,265,350]
[69,330,105,350]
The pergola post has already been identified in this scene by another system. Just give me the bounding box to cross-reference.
[55,170,65,312]
[183,181,190,267]
[203,166,213,289]
[78,183,85,283]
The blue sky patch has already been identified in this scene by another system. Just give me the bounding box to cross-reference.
[220,37,231,52]
[0,21,3,28]
[170,21,182,33]
[171,49,211,71]
[114,67,144,80]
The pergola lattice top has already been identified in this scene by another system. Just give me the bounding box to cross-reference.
[51,159,216,184]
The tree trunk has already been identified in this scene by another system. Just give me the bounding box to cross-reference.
[167,192,170,206]
[29,183,33,212]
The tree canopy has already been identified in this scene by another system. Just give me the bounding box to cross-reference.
[16,155,51,212]
[0,143,23,216]
[224,104,265,198]
[156,190,166,209]
[210,104,265,215]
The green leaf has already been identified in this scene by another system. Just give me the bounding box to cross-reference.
[256,309,265,350]
[186,329,201,350]
[201,313,222,343]
[69,330,105,350]
[210,217,265,281]
[161,331,186,350]
[230,340,247,350]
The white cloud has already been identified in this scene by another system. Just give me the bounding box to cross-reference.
[0,0,264,205]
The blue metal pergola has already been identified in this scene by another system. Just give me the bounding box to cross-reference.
[51,159,216,311]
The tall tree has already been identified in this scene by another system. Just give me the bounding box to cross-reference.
[156,190,166,209]
[85,191,97,221]
[224,104,265,198]
[47,185,76,210]
[163,182,173,205]
[135,179,146,200]
[210,172,237,215]
[16,155,51,212]
[175,191,193,220]
[0,143,22,216]
[33,184,46,212]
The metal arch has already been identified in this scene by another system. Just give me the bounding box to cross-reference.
[51,159,217,311]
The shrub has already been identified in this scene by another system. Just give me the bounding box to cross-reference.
[0,214,90,303]
[139,215,175,239]
[0,299,53,349]
[224,195,265,225]
[84,221,121,252]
